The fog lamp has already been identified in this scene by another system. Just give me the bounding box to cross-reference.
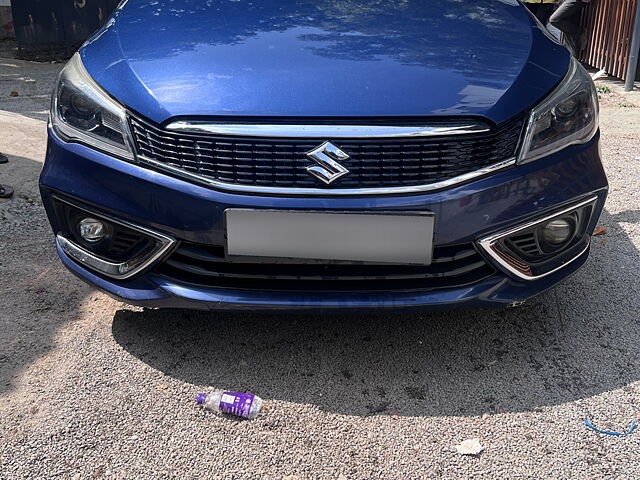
[540,218,574,245]
[78,217,106,242]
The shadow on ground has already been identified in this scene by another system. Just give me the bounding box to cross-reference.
[112,208,640,417]
[0,152,89,396]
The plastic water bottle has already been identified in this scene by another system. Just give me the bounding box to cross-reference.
[197,391,264,419]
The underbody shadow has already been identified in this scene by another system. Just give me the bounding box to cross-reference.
[112,208,640,417]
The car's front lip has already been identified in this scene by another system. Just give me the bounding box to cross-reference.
[40,127,608,311]
[53,238,591,312]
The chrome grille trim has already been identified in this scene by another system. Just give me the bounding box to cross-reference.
[165,121,491,138]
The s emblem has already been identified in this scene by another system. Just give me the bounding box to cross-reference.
[305,142,350,184]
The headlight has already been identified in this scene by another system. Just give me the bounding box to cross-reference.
[51,53,134,160]
[518,58,598,164]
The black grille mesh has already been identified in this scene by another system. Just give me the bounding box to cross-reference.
[129,116,524,190]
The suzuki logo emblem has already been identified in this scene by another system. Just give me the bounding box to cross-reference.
[305,142,350,184]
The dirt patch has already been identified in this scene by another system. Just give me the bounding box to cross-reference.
[597,84,639,109]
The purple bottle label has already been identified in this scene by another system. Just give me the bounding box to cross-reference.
[219,392,255,418]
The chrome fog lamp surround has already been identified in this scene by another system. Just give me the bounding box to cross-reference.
[478,196,598,280]
[55,202,175,280]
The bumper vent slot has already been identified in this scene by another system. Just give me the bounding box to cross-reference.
[508,232,544,257]
[110,231,147,256]
[155,243,495,292]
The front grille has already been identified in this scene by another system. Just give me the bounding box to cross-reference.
[129,115,524,191]
[155,242,495,292]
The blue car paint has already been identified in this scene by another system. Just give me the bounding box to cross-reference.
[80,0,569,124]
[40,0,609,311]
[42,131,606,247]
[41,127,607,311]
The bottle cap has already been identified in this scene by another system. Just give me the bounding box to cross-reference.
[196,393,207,404]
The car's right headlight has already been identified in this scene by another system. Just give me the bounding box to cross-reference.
[518,57,599,164]
[50,53,134,160]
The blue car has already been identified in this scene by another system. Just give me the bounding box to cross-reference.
[40,0,608,312]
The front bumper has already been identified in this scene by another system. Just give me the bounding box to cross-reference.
[40,129,608,312]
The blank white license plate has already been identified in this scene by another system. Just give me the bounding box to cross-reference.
[225,210,435,265]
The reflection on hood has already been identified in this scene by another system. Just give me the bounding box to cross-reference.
[82,0,569,123]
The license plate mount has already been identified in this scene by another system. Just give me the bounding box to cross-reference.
[224,209,435,265]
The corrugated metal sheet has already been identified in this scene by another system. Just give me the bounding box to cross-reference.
[579,0,639,80]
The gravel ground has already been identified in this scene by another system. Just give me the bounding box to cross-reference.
[1,56,640,479]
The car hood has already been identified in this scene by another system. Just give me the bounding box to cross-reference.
[81,0,570,125]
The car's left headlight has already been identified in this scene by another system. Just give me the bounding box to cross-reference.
[518,57,599,164]
[50,53,134,160]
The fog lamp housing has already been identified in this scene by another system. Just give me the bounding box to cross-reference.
[50,196,175,279]
[478,197,598,280]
